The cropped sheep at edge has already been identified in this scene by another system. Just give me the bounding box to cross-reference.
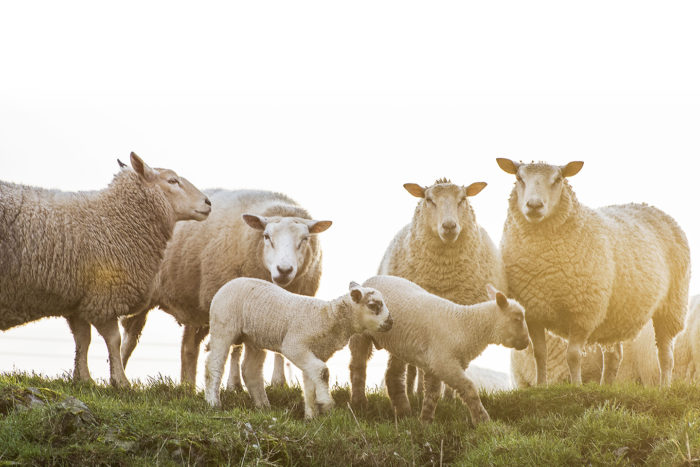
[350,275,529,424]
[204,277,392,419]
[0,153,210,387]
[120,189,330,388]
[498,158,690,386]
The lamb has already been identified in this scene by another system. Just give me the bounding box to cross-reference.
[0,153,210,387]
[204,278,393,419]
[120,189,331,388]
[497,158,690,386]
[352,178,507,398]
[349,275,529,424]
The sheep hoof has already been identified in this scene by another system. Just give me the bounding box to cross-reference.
[111,378,131,389]
[350,395,368,410]
[317,400,335,414]
[226,382,244,392]
[471,410,491,425]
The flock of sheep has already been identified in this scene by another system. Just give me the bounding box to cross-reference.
[1,152,697,424]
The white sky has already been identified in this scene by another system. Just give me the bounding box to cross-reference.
[1,1,700,389]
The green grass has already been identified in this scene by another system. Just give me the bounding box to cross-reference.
[1,372,699,465]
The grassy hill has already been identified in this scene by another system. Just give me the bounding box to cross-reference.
[1,372,699,466]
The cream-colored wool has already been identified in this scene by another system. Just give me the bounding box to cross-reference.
[514,296,700,386]
[498,158,690,386]
[359,178,507,396]
[204,278,392,419]
[120,189,330,387]
[349,275,529,424]
[0,153,210,387]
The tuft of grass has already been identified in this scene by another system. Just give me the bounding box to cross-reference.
[0,372,699,465]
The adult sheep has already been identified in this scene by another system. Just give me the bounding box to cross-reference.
[350,177,507,400]
[497,158,690,386]
[0,153,210,387]
[120,189,331,387]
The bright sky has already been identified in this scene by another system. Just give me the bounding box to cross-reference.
[2,1,700,389]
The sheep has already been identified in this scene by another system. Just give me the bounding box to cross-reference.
[349,275,529,424]
[355,177,507,398]
[513,295,700,386]
[0,153,210,387]
[497,158,690,386]
[120,189,331,388]
[204,278,393,419]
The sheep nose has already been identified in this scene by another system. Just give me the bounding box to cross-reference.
[277,265,293,275]
[441,220,457,231]
[526,199,544,210]
[204,198,211,206]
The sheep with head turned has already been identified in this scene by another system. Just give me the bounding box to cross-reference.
[0,153,210,387]
[349,177,507,404]
[350,275,528,424]
[204,278,392,419]
[497,158,690,386]
[120,189,330,388]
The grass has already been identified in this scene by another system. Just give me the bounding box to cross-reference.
[0,372,699,465]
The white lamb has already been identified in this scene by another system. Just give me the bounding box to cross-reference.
[204,278,393,419]
[351,178,507,401]
[120,189,331,388]
[0,153,210,386]
[349,275,529,424]
[497,158,690,386]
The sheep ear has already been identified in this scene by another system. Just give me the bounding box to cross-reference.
[495,292,509,310]
[403,183,425,198]
[117,159,128,169]
[130,152,156,182]
[496,158,520,175]
[308,220,332,234]
[349,282,363,303]
[465,182,487,197]
[560,161,584,178]
[485,283,498,300]
[242,214,267,231]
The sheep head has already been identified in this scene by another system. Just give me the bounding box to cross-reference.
[403,179,487,244]
[349,282,393,333]
[486,284,530,351]
[242,214,332,288]
[496,158,583,224]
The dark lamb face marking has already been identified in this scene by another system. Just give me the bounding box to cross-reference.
[320,367,329,384]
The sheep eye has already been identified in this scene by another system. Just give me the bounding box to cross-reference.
[426,198,436,206]
[263,233,271,241]
[553,176,562,185]
[168,178,179,185]
[368,301,383,314]
[459,197,467,205]
[515,175,523,183]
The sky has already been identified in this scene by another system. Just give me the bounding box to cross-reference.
[2,1,700,389]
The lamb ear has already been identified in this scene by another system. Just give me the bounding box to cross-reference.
[403,183,425,198]
[496,158,520,175]
[117,159,128,169]
[485,283,498,300]
[560,161,584,178]
[495,292,509,310]
[465,182,487,197]
[308,220,332,234]
[242,214,267,231]
[130,152,156,182]
[349,282,363,303]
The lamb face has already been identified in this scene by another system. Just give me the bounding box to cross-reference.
[403,180,487,244]
[486,284,530,350]
[242,215,332,287]
[127,152,211,222]
[349,282,393,333]
[496,158,583,224]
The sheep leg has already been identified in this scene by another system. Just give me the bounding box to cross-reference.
[204,330,235,408]
[566,332,587,385]
[385,353,411,418]
[301,373,318,419]
[225,345,244,391]
[655,332,674,387]
[528,321,548,385]
[93,318,130,388]
[405,365,417,395]
[419,371,443,423]
[348,334,372,409]
[180,325,207,388]
[284,348,334,416]
[120,310,149,369]
[441,367,490,426]
[270,353,287,386]
[601,342,623,384]
[66,316,94,384]
[241,346,270,408]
